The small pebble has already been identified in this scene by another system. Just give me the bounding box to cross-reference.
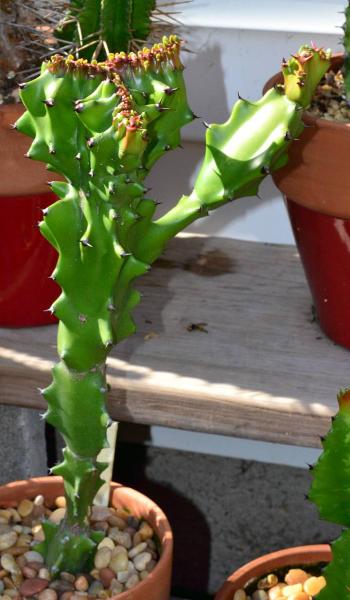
[252,591,267,600]
[90,507,111,522]
[110,531,132,549]
[125,573,139,589]
[60,593,73,600]
[61,573,75,583]
[110,579,123,594]
[0,532,17,551]
[74,576,88,592]
[303,575,326,596]
[38,568,50,581]
[139,522,154,541]
[49,580,75,593]
[107,516,127,530]
[98,568,114,588]
[133,552,152,572]
[17,500,33,518]
[54,497,66,509]
[48,509,65,524]
[33,496,45,507]
[128,542,147,558]
[234,592,247,600]
[20,577,49,596]
[127,516,139,530]
[88,581,104,595]
[285,570,309,586]
[97,537,114,551]
[109,552,129,574]
[24,551,44,564]
[282,583,302,596]
[22,566,37,579]
[38,590,57,600]
[94,547,112,570]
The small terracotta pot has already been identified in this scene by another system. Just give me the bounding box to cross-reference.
[0,104,59,327]
[0,476,173,600]
[264,55,350,349]
[215,545,331,600]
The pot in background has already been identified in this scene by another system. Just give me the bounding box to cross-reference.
[215,545,331,600]
[0,476,173,600]
[264,55,350,349]
[0,103,58,327]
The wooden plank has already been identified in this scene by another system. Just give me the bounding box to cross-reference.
[0,234,346,448]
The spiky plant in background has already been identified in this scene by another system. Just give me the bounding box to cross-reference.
[16,39,330,575]
[55,0,187,59]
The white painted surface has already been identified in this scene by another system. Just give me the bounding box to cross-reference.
[145,1,343,465]
[149,427,321,469]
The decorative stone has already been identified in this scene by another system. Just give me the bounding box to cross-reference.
[94,548,112,570]
[109,552,129,574]
[285,570,309,586]
[139,522,153,541]
[19,578,49,597]
[17,500,33,518]
[97,538,114,551]
[38,590,57,600]
[48,509,65,524]
[125,573,139,589]
[90,507,111,522]
[233,591,247,600]
[54,497,66,509]
[109,531,131,549]
[128,543,147,559]
[74,576,89,592]
[303,576,326,596]
[133,552,152,572]
[24,551,44,564]
[98,568,115,588]
[0,532,17,551]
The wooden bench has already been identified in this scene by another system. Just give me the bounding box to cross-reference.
[0,234,345,448]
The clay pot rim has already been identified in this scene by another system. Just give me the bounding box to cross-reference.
[0,476,173,600]
[215,544,331,600]
[263,53,348,131]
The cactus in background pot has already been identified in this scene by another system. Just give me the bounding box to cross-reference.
[16,39,330,577]
[55,0,184,59]
[309,390,350,599]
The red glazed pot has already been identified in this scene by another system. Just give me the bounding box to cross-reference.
[215,545,331,600]
[0,104,59,327]
[0,476,173,600]
[264,55,350,349]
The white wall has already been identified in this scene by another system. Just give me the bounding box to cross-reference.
[146,0,346,466]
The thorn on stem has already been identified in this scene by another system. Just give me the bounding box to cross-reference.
[42,98,55,108]
[164,86,178,95]
[80,238,93,247]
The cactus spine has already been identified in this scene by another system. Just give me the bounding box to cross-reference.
[17,40,330,575]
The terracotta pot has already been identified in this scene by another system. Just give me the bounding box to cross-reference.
[0,476,173,600]
[264,55,350,349]
[0,104,59,327]
[215,545,331,600]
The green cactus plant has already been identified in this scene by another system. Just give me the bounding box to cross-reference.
[309,390,350,599]
[16,38,330,577]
